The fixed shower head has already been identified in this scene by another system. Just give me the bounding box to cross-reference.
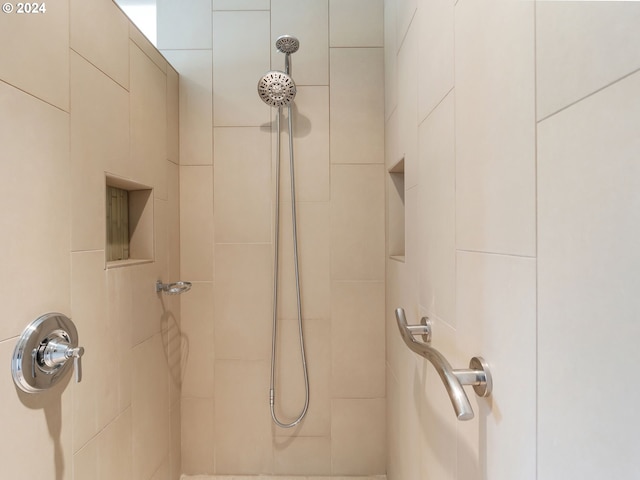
[257,70,297,107]
[275,35,300,54]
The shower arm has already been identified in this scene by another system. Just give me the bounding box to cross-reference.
[394,308,493,421]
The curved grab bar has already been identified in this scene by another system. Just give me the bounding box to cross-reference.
[395,308,492,421]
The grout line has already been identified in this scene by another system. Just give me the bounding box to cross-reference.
[0,78,69,114]
[69,47,130,92]
[533,2,539,480]
[418,85,455,127]
[456,248,536,260]
[537,66,640,123]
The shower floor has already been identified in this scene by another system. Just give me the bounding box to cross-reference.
[181,476,387,480]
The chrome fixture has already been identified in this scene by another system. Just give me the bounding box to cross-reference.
[11,312,85,393]
[259,35,309,429]
[395,307,492,421]
[156,280,192,295]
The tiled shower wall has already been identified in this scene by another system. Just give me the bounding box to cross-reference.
[0,1,181,479]
[385,1,640,479]
[157,0,387,476]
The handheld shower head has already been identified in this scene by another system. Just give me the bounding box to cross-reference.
[275,35,300,54]
[257,70,297,107]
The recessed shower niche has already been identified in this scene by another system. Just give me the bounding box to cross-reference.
[388,158,405,262]
[105,174,154,267]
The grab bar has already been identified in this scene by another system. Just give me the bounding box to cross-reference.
[395,307,492,421]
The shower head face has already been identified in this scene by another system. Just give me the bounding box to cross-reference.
[275,35,300,54]
[258,70,297,107]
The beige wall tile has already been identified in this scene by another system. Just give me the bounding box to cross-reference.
[397,22,418,187]
[273,435,331,475]
[72,251,120,451]
[537,71,640,480]
[276,202,331,321]
[130,262,165,346]
[213,11,271,126]
[181,282,215,397]
[130,42,168,200]
[396,0,416,49]
[180,166,214,281]
[214,360,273,474]
[330,0,384,47]
[455,0,535,256]
[182,398,215,474]
[0,339,73,480]
[0,82,70,342]
[70,0,129,89]
[536,1,640,120]
[332,398,386,475]
[98,409,133,480]
[384,0,398,119]
[418,91,455,327]
[70,52,129,252]
[0,0,69,110]
[330,48,384,164]
[213,244,272,360]
[151,457,172,480]
[456,251,536,480]
[276,86,330,203]
[272,319,331,437]
[214,127,272,243]
[130,23,168,73]
[167,161,181,281]
[331,282,385,398]
[271,0,329,85]
[214,0,270,9]
[171,403,182,480]
[133,334,171,480]
[74,437,98,480]
[417,0,454,122]
[106,266,134,412]
[157,0,212,50]
[166,66,180,164]
[331,165,385,281]
[162,50,213,166]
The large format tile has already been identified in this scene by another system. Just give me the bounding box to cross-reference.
[397,21,418,188]
[0,0,69,109]
[180,166,214,281]
[418,91,455,327]
[180,282,215,398]
[162,50,213,166]
[331,398,386,475]
[70,52,129,252]
[396,0,417,50]
[166,66,180,164]
[455,0,535,256]
[272,318,331,437]
[214,127,271,243]
[70,0,129,89]
[537,1,640,120]
[417,0,454,122]
[181,398,215,474]
[331,282,385,399]
[213,11,271,126]
[538,70,640,480]
[157,0,212,49]
[384,0,398,119]
[273,435,331,475]
[276,202,331,321]
[132,334,171,480]
[130,42,168,200]
[0,82,70,342]
[331,165,385,281]
[271,0,329,85]
[214,0,270,9]
[456,251,536,480]
[213,244,272,360]
[330,0,384,48]
[214,360,273,474]
[330,48,384,164]
[276,86,330,202]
